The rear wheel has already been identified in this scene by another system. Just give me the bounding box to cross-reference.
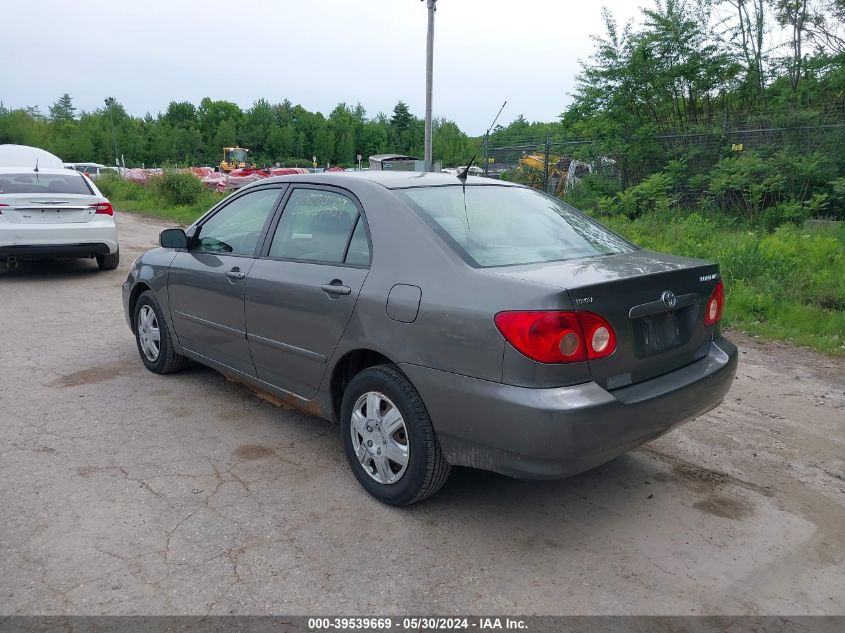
[340,365,450,505]
[96,249,120,270]
[134,291,188,374]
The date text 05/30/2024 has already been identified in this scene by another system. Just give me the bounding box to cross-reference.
[307,617,528,630]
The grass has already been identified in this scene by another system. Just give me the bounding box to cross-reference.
[101,173,845,355]
[112,196,221,225]
[98,172,225,225]
[600,210,845,355]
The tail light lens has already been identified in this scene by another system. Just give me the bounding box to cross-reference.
[494,310,616,364]
[704,280,725,326]
[92,202,113,216]
[578,311,618,360]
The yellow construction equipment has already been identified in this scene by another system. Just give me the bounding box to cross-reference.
[515,153,564,195]
[220,147,251,172]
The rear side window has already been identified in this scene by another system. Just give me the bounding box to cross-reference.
[269,189,362,264]
[344,217,371,266]
[0,173,92,195]
[396,185,635,267]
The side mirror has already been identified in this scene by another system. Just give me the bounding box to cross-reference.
[159,228,188,249]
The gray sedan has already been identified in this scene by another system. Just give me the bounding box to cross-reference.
[122,172,737,505]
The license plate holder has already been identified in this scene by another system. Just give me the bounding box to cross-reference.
[635,311,681,356]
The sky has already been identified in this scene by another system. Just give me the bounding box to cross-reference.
[5,0,645,135]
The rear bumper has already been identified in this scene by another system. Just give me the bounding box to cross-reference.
[399,337,738,479]
[0,243,111,259]
[0,221,118,258]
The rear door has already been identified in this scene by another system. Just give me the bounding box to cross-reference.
[244,185,371,399]
[168,186,285,376]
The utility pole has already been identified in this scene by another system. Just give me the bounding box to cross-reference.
[543,133,552,192]
[423,0,436,172]
[105,97,119,166]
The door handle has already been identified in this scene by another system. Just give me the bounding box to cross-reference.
[225,269,246,280]
[321,282,351,296]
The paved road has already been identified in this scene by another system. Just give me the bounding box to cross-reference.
[1,212,844,615]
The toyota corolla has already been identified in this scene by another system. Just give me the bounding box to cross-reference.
[122,172,737,505]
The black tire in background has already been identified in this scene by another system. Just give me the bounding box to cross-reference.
[133,290,188,374]
[340,364,451,505]
[97,249,120,270]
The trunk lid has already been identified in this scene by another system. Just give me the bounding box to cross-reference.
[0,193,101,224]
[493,250,721,389]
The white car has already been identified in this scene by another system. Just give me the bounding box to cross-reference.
[63,162,120,180]
[0,167,119,270]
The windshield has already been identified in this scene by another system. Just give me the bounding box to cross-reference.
[0,172,92,195]
[396,185,636,267]
[226,149,247,162]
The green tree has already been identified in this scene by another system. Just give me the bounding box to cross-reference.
[240,99,276,163]
[197,98,243,162]
[775,0,811,90]
[433,119,473,166]
[390,101,414,135]
[162,101,197,128]
[49,93,76,122]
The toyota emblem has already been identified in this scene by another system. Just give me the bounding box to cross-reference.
[661,290,677,308]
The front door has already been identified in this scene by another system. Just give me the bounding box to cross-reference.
[168,186,284,376]
[245,186,371,398]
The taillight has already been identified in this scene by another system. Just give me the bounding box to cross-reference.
[0,203,7,214]
[704,280,725,326]
[578,311,618,360]
[494,310,616,364]
[93,202,113,216]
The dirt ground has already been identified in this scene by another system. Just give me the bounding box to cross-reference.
[1,212,843,615]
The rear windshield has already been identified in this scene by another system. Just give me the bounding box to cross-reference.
[396,185,636,267]
[0,173,92,195]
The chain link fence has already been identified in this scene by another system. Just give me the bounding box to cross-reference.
[483,137,603,196]
[485,121,845,203]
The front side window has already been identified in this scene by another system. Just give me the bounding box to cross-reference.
[396,185,636,267]
[195,188,280,256]
[269,189,361,264]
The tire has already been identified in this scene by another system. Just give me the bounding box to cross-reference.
[97,249,120,270]
[133,290,188,374]
[340,365,450,505]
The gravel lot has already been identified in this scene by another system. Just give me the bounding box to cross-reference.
[1,212,844,616]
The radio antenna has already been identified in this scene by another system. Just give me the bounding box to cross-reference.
[458,100,507,181]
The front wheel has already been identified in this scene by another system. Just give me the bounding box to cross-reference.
[340,365,450,505]
[134,291,188,374]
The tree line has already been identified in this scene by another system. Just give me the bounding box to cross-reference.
[2,0,844,222]
[557,0,845,223]
[0,97,486,168]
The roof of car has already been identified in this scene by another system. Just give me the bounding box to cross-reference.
[0,144,64,169]
[259,170,519,189]
[368,154,420,162]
